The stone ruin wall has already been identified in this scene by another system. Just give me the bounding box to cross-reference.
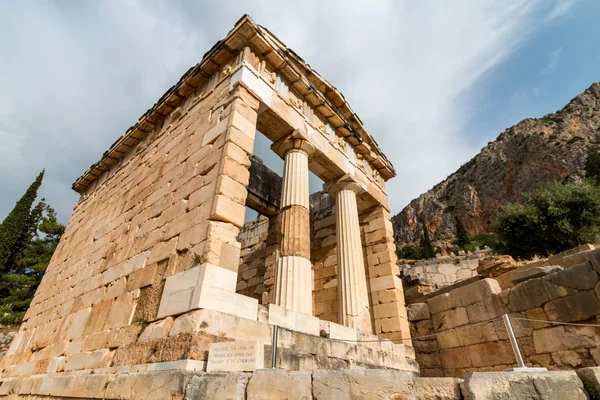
[408,246,600,378]
[235,216,276,303]
[310,192,339,323]
[400,250,492,302]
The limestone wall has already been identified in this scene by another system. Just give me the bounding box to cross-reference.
[400,250,491,302]
[310,192,339,323]
[409,248,600,377]
[236,216,278,303]
[0,54,259,379]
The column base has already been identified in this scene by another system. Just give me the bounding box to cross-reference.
[341,307,373,334]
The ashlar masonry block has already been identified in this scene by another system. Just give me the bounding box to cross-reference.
[157,263,258,320]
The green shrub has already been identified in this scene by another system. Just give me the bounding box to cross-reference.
[586,151,600,185]
[396,244,425,260]
[494,180,600,259]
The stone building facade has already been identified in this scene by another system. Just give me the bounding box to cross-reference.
[0,15,415,395]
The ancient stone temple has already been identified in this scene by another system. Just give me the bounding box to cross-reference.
[0,15,417,398]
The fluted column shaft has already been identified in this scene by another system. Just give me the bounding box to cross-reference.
[329,180,371,332]
[272,138,314,315]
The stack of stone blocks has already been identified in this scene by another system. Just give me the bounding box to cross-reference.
[408,246,600,377]
[0,15,415,394]
[400,250,491,301]
[236,216,278,303]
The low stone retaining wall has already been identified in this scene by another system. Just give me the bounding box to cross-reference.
[2,368,598,399]
[400,250,491,302]
[409,248,600,377]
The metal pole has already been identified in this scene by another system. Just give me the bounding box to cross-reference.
[503,314,525,368]
[271,324,278,368]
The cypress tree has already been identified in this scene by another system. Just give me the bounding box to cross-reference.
[0,200,65,324]
[455,217,471,248]
[0,170,44,273]
[420,221,436,259]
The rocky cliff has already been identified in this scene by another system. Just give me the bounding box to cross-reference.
[393,82,600,245]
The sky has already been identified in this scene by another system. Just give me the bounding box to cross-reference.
[0,0,598,224]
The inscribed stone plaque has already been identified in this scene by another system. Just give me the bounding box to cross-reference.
[207,340,264,372]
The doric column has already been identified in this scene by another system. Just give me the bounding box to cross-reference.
[325,177,372,332]
[271,136,315,315]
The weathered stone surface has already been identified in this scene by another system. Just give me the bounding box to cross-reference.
[279,205,310,258]
[545,261,599,291]
[476,255,518,278]
[449,278,501,308]
[312,369,413,400]
[455,322,498,347]
[138,317,174,342]
[439,347,471,369]
[106,324,142,349]
[428,293,453,314]
[466,294,507,323]
[533,326,596,353]
[49,374,111,398]
[508,278,549,312]
[510,265,563,285]
[462,371,588,400]
[543,290,600,322]
[104,371,192,400]
[576,366,600,400]
[407,303,430,322]
[432,307,468,331]
[185,372,249,400]
[412,377,462,400]
[246,370,312,400]
[467,340,515,367]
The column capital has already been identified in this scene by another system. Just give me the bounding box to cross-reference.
[324,175,363,196]
[271,131,315,158]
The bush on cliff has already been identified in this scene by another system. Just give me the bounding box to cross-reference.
[585,150,600,185]
[494,180,600,259]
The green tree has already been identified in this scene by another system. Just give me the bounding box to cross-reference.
[585,151,600,185]
[397,243,424,260]
[494,180,600,259]
[0,170,44,272]
[0,200,64,324]
[455,217,471,248]
[420,221,436,259]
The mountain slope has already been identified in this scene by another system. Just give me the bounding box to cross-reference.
[393,82,600,245]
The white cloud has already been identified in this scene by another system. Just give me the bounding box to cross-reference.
[545,0,577,20]
[541,47,563,74]
[0,0,575,222]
